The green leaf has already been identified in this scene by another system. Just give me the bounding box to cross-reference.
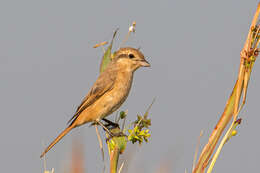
[120,111,127,119]
[99,29,118,73]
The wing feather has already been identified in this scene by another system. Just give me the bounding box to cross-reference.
[67,63,118,125]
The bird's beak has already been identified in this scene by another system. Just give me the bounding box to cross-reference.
[140,59,151,67]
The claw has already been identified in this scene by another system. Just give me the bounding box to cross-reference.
[106,132,127,142]
[102,118,120,129]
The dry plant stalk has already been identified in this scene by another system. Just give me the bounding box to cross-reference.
[192,130,203,171]
[193,3,260,173]
[69,141,85,173]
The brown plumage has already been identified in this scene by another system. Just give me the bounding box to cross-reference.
[40,47,150,158]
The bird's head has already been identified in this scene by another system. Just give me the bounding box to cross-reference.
[114,47,150,72]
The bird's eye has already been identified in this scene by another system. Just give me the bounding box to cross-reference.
[128,53,135,59]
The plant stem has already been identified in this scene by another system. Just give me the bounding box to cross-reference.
[110,146,120,173]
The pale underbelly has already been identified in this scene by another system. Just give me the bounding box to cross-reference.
[99,90,129,119]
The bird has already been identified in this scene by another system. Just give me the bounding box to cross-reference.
[40,47,150,158]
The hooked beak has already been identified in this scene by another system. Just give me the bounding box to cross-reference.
[140,59,151,67]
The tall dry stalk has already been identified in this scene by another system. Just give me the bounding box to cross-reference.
[193,3,260,173]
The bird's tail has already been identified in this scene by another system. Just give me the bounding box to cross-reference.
[40,124,75,158]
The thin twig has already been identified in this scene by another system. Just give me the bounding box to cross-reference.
[95,124,104,161]
[192,130,203,171]
[120,21,136,48]
[118,161,125,173]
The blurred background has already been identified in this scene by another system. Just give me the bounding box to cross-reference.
[0,0,259,172]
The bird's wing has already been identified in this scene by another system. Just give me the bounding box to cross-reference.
[67,63,118,125]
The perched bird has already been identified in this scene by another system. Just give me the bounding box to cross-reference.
[40,47,150,158]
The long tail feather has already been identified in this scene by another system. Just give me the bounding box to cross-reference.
[40,124,75,158]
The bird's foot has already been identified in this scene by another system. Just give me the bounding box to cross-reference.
[102,118,120,129]
[106,131,127,142]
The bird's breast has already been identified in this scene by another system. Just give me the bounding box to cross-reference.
[101,71,133,118]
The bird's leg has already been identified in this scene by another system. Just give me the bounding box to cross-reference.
[105,131,127,142]
[102,118,119,129]
[96,120,114,137]
[96,120,126,142]
[102,118,127,139]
